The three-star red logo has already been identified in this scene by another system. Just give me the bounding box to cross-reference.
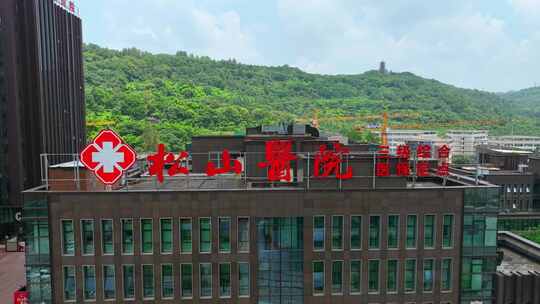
[80,130,137,185]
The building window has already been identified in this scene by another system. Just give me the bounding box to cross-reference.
[121,219,134,255]
[101,219,114,255]
[332,215,343,250]
[200,263,212,298]
[142,264,155,300]
[442,215,454,248]
[161,264,174,299]
[313,215,325,251]
[219,217,231,253]
[160,218,173,254]
[63,265,76,301]
[141,219,153,254]
[350,215,362,250]
[424,215,435,249]
[313,261,324,295]
[332,261,343,295]
[405,259,417,293]
[61,220,75,255]
[181,263,193,299]
[103,265,116,300]
[461,258,483,291]
[256,217,304,303]
[387,259,398,293]
[122,265,135,300]
[406,215,417,249]
[83,265,96,301]
[423,259,434,292]
[199,218,212,253]
[81,220,95,255]
[180,218,192,253]
[368,260,380,294]
[369,215,380,249]
[350,260,361,295]
[387,215,399,249]
[238,217,250,253]
[486,216,497,247]
[441,258,452,292]
[239,262,250,297]
[219,263,232,298]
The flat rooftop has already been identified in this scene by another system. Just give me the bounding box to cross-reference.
[26,171,497,193]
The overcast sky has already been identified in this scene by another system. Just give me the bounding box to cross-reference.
[79,0,540,92]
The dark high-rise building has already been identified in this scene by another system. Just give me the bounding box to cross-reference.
[0,0,85,235]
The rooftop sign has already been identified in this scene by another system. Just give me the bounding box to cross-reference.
[81,129,451,185]
[80,130,136,185]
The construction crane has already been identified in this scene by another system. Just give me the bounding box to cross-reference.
[297,109,504,146]
[355,117,504,145]
[86,120,115,127]
[296,109,357,129]
[296,110,419,130]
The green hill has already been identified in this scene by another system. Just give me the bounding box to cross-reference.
[500,86,540,117]
[84,44,540,151]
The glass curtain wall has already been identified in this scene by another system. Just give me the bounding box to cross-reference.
[257,217,304,304]
[460,188,499,304]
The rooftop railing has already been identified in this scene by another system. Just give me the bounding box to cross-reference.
[36,151,494,192]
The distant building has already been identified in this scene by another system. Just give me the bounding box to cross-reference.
[446,130,489,157]
[477,146,532,171]
[452,147,535,212]
[530,156,540,210]
[379,61,387,74]
[489,135,540,152]
[386,129,449,156]
[0,0,85,235]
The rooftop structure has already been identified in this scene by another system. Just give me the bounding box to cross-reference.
[489,135,540,152]
[496,231,540,303]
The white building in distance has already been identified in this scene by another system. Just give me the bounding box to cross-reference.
[446,130,489,157]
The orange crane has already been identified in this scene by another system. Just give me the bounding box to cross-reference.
[87,120,115,127]
[355,116,504,145]
[297,110,422,145]
[297,110,419,130]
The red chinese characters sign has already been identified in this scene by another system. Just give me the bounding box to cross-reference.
[374,143,451,178]
[314,143,352,180]
[80,130,452,185]
[257,140,297,182]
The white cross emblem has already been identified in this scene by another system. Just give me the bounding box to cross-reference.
[92,141,125,173]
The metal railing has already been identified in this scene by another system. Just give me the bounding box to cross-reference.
[38,151,489,192]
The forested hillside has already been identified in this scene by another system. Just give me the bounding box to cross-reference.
[84,44,540,151]
[501,86,540,117]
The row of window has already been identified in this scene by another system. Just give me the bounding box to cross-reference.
[61,214,455,256]
[313,214,454,251]
[63,259,453,302]
[503,184,531,194]
[312,258,453,296]
[62,262,250,302]
[61,217,250,256]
